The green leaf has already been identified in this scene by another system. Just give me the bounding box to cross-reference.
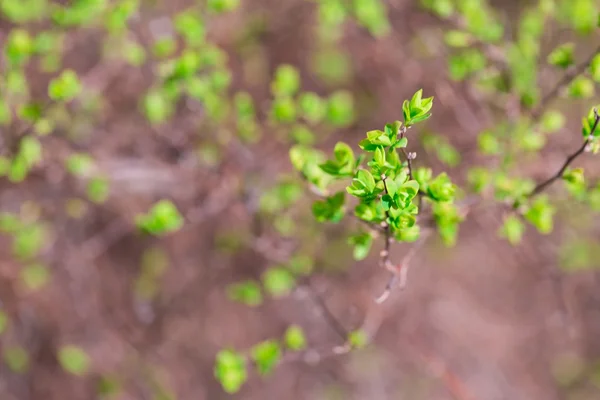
[226,280,263,306]
[272,96,297,123]
[524,196,555,234]
[207,0,240,13]
[569,76,595,99]
[299,92,325,124]
[272,64,301,97]
[284,325,307,351]
[499,215,525,245]
[87,177,110,203]
[20,263,50,290]
[348,231,373,260]
[4,346,29,373]
[143,90,172,125]
[4,29,33,66]
[478,130,501,155]
[136,200,184,236]
[174,11,206,45]
[400,180,420,200]
[0,311,7,335]
[262,267,296,297]
[427,173,456,202]
[326,90,354,127]
[66,153,94,176]
[541,110,566,133]
[547,43,575,68]
[348,329,368,349]
[58,345,90,376]
[467,167,490,193]
[444,30,472,47]
[312,191,346,222]
[48,69,81,101]
[214,349,247,394]
[251,340,281,375]
[288,254,314,276]
[590,53,600,82]
[582,107,600,137]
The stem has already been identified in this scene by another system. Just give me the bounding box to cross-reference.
[525,109,599,200]
[529,45,600,122]
[380,175,393,271]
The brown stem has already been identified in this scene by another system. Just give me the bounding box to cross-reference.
[525,109,599,200]
[529,45,600,122]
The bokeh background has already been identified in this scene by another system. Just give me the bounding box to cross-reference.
[1,0,600,399]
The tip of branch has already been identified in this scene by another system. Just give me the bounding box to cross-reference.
[374,289,391,304]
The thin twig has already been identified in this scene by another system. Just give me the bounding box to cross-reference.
[529,45,600,122]
[525,108,599,200]
[375,230,432,304]
[379,175,393,272]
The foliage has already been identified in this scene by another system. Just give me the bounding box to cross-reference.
[1,0,600,396]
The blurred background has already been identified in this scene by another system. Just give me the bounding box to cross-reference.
[1,0,600,399]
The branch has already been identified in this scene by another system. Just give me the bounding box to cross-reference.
[375,229,432,304]
[379,174,393,272]
[529,45,600,122]
[525,108,599,200]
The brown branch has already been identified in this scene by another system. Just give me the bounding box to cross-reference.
[375,229,432,304]
[529,45,600,122]
[379,174,393,272]
[525,108,599,200]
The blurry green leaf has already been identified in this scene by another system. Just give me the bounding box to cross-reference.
[590,54,600,82]
[353,0,390,37]
[66,153,95,176]
[582,106,600,137]
[569,76,595,99]
[448,49,486,81]
[420,0,454,17]
[326,91,354,127]
[284,325,307,351]
[151,37,176,58]
[299,92,326,124]
[478,130,501,155]
[499,215,525,245]
[174,11,205,45]
[272,96,297,123]
[547,43,575,68]
[136,200,184,236]
[285,256,312,279]
[524,195,555,234]
[251,340,281,375]
[12,223,46,260]
[207,0,240,13]
[467,167,490,193]
[20,263,50,290]
[58,345,90,376]
[444,30,471,47]
[214,349,247,394]
[4,29,33,66]
[348,231,373,260]
[271,64,300,97]
[4,346,29,373]
[87,177,110,203]
[311,47,352,85]
[227,280,263,307]
[48,69,82,101]
[348,329,368,349]
[262,267,296,297]
[541,110,566,133]
[0,311,7,334]
[312,192,346,222]
[143,90,172,124]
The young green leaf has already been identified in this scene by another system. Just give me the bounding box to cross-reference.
[251,340,281,375]
[284,325,307,351]
[58,345,91,376]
